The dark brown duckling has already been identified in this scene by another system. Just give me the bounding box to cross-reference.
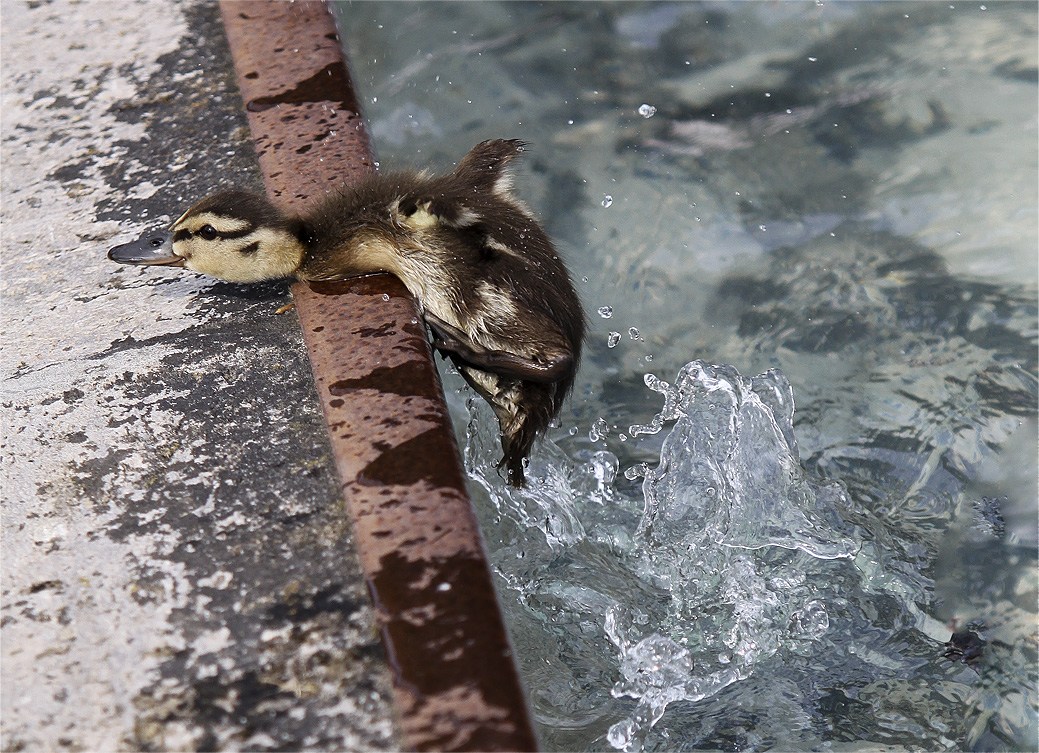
[109,139,585,486]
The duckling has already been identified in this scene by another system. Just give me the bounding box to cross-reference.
[109,139,585,486]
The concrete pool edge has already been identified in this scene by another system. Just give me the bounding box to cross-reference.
[218,1,538,750]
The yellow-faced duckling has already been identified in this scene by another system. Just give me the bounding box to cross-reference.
[109,139,585,486]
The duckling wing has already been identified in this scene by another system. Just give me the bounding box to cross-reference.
[425,312,573,383]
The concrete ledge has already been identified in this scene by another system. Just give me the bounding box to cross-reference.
[220,1,537,749]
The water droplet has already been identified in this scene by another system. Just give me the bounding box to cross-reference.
[637,103,657,118]
[601,194,613,208]
[624,463,650,481]
[589,417,609,442]
[628,327,641,340]
[382,293,390,301]
[808,56,818,62]
[598,306,614,319]
[644,354,653,362]
[607,719,636,750]
[568,426,578,436]
[607,331,621,348]
[436,582,451,592]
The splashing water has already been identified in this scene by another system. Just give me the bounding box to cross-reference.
[463,361,957,751]
[602,362,862,750]
[589,417,610,443]
[633,362,857,561]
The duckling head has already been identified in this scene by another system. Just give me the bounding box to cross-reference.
[109,190,305,283]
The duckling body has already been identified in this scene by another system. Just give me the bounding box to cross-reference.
[110,139,584,486]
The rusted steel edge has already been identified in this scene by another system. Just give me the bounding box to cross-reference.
[218,2,537,751]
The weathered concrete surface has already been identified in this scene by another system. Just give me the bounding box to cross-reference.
[1,1,397,749]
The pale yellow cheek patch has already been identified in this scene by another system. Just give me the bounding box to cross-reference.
[403,203,439,229]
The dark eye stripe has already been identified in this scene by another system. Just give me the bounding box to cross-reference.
[239,241,261,255]
[215,227,255,240]
[173,225,254,241]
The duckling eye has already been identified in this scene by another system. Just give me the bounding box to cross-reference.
[198,225,218,241]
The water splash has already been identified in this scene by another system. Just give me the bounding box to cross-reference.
[461,359,1004,751]
[636,362,856,561]
[589,417,610,443]
[599,362,861,749]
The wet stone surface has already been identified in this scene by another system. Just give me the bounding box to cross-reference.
[1,1,397,749]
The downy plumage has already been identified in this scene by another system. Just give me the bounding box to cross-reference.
[109,139,585,486]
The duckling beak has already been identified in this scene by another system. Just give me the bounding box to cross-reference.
[108,228,185,267]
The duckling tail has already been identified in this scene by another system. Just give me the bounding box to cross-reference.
[453,138,527,198]
[497,381,558,488]
[499,429,532,488]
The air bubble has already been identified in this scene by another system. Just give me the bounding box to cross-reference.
[638,103,657,118]
[598,306,614,319]
[602,194,614,208]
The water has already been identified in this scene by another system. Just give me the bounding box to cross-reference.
[337,3,1037,750]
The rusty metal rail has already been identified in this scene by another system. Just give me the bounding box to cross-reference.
[219,2,537,750]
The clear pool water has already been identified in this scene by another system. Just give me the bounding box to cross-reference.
[337,3,1037,750]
